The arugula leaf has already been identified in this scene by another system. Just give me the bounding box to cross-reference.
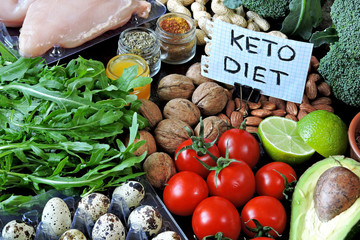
[281,0,323,40]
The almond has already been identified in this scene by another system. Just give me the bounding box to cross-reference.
[218,113,231,126]
[317,82,331,96]
[246,126,258,133]
[285,114,298,121]
[225,100,235,118]
[248,101,262,110]
[235,98,248,115]
[311,97,332,105]
[305,79,317,100]
[297,109,307,120]
[231,111,243,128]
[245,116,263,126]
[268,96,286,110]
[310,56,320,70]
[307,73,322,83]
[302,94,310,104]
[300,103,317,113]
[251,109,272,118]
[272,109,286,117]
[260,95,268,102]
[313,104,334,113]
[262,101,276,111]
[286,101,298,116]
[224,89,233,101]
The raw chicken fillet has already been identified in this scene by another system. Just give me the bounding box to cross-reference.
[0,0,37,27]
[18,0,151,57]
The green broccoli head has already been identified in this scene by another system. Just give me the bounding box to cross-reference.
[330,0,360,39]
[318,42,360,107]
[241,0,292,18]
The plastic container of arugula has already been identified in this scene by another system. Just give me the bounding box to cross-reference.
[0,53,152,210]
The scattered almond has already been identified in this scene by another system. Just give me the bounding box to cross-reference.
[300,103,317,113]
[260,95,268,102]
[297,109,307,120]
[302,94,310,104]
[262,101,277,111]
[246,126,258,133]
[251,109,272,118]
[225,100,235,118]
[245,116,263,126]
[305,79,317,100]
[285,114,298,121]
[231,111,243,128]
[268,97,286,110]
[317,82,331,96]
[310,56,320,70]
[224,89,233,101]
[217,113,231,126]
[311,97,332,105]
[307,73,322,83]
[286,102,298,116]
[248,101,262,110]
[313,104,334,113]
[272,109,286,117]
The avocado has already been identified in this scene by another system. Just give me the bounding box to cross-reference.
[290,155,360,240]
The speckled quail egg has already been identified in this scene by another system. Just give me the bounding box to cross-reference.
[41,197,72,236]
[128,205,162,237]
[92,213,126,240]
[112,180,145,210]
[59,229,87,240]
[1,220,36,240]
[153,231,181,240]
[77,192,110,223]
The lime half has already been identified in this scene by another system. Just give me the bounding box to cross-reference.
[297,110,348,157]
[258,116,315,164]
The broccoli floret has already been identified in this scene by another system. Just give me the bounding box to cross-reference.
[318,42,360,107]
[317,0,360,107]
[241,0,292,19]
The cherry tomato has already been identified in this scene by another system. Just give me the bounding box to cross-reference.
[207,161,255,207]
[255,162,297,200]
[217,128,260,168]
[241,196,287,238]
[192,196,241,240]
[163,171,208,216]
[175,138,220,179]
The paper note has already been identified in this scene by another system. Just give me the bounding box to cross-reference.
[201,19,313,103]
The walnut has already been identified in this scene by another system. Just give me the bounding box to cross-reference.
[192,82,228,115]
[163,98,201,126]
[154,119,193,154]
[186,62,214,85]
[157,74,195,101]
[194,116,228,142]
[138,99,163,128]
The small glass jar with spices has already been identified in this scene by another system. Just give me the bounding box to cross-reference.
[155,12,196,64]
[118,27,161,77]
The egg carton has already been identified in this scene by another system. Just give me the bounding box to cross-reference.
[0,176,187,240]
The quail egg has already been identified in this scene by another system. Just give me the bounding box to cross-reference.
[92,213,126,240]
[112,180,145,210]
[153,231,181,240]
[77,192,110,222]
[59,229,87,240]
[1,220,35,240]
[128,205,162,237]
[41,197,72,236]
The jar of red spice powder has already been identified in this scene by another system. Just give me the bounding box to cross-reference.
[155,13,196,64]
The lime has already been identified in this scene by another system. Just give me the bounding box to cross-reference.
[258,116,315,164]
[297,110,348,157]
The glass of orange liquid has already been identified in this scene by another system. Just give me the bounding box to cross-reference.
[106,54,151,100]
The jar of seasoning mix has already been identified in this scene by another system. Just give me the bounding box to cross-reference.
[118,27,161,77]
[155,13,196,64]
[106,54,151,100]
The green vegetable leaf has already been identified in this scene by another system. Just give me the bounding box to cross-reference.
[281,0,322,40]
[0,42,17,63]
[309,27,339,47]
[223,0,242,9]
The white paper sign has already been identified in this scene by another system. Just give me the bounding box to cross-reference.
[201,19,313,103]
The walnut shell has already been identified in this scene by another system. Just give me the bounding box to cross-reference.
[194,116,228,142]
[138,99,163,128]
[186,62,214,85]
[143,152,176,189]
[192,82,228,115]
[154,119,193,154]
[163,98,201,126]
[157,74,195,101]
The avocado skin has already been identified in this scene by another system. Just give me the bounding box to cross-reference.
[289,155,360,240]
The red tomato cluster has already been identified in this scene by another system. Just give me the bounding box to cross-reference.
[163,127,297,240]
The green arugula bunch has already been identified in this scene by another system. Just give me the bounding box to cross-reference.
[0,52,151,208]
